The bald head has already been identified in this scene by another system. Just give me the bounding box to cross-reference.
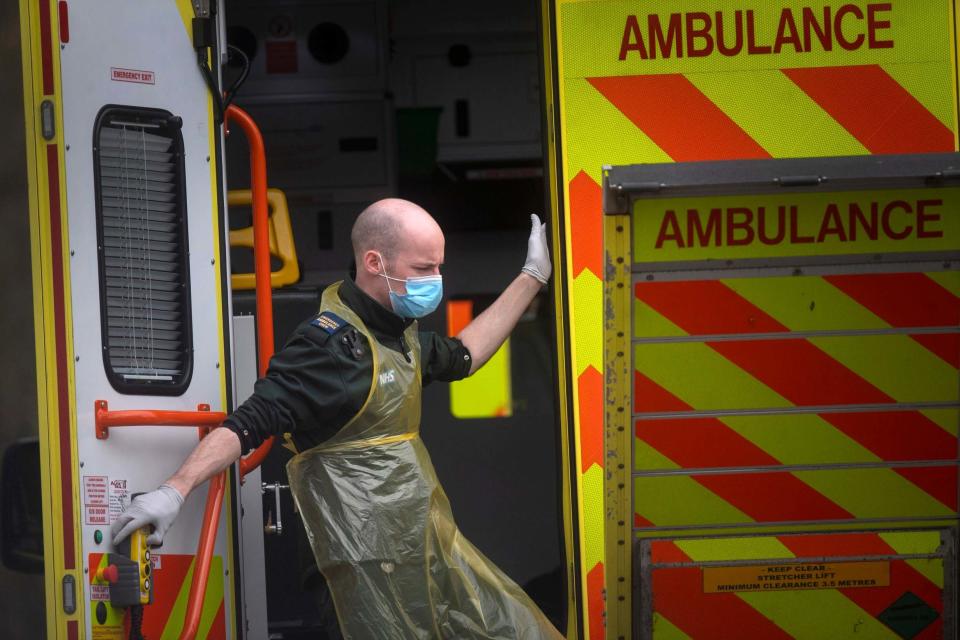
[351,199,442,258]
[351,199,445,309]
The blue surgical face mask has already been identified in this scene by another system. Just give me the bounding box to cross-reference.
[376,253,443,318]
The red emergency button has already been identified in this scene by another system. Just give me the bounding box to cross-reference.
[97,564,119,584]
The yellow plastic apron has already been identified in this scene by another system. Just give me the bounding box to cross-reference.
[287,283,563,639]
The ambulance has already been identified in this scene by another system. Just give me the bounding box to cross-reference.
[2,0,957,638]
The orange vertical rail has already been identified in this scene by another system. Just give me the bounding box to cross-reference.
[227,103,276,476]
[179,104,276,640]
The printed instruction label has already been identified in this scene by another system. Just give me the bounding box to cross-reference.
[703,561,890,593]
[92,625,123,640]
[108,478,129,523]
[90,584,110,601]
[85,505,109,526]
[83,476,108,505]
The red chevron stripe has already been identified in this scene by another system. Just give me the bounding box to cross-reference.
[820,411,955,463]
[579,366,604,472]
[778,532,893,557]
[587,563,606,640]
[588,74,770,161]
[635,370,688,413]
[636,512,655,528]
[569,171,603,278]
[826,273,960,368]
[207,601,227,639]
[653,567,792,639]
[636,375,853,522]
[636,280,787,336]
[894,466,958,510]
[825,274,960,328]
[650,540,692,563]
[711,339,890,406]
[783,65,954,154]
[911,334,960,369]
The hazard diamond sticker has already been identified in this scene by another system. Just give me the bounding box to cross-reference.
[877,591,939,639]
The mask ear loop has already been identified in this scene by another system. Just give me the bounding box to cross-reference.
[375,251,396,294]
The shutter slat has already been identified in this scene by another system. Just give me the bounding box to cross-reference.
[100,127,172,149]
[103,228,176,243]
[100,148,173,163]
[109,327,181,341]
[100,167,175,184]
[109,337,182,350]
[106,317,182,332]
[104,248,177,263]
[102,187,176,203]
[103,236,177,252]
[103,209,176,223]
[100,175,175,192]
[106,297,180,312]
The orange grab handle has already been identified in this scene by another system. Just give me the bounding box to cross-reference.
[94,401,226,440]
[178,105,278,640]
[179,470,226,640]
[225,104,276,479]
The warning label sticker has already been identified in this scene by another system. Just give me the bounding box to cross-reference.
[92,625,123,640]
[91,584,110,601]
[85,505,109,526]
[108,479,129,523]
[703,560,890,593]
[83,476,108,506]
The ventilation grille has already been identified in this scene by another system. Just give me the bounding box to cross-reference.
[95,107,193,394]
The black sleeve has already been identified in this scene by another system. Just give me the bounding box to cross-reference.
[419,331,472,386]
[224,321,353,454]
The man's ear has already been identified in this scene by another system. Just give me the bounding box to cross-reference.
[361,250,382,275]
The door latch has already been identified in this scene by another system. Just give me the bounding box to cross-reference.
[261,481,289,535]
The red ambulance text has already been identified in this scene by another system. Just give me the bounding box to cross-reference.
[619,4,893,60]
[654,199,944,249]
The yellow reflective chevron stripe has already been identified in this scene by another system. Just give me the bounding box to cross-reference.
[738,590,898,639]
[652,613,692,640]
[687,70,868,158]
[566,78,671,183]
[635,340,792,411]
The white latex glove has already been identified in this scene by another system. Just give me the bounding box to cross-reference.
[111,484,184,546]
[521,213,552,285]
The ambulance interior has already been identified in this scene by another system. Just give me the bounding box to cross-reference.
[1,0,567,637]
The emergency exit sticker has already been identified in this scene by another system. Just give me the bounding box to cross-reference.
[110,67,155,84]
[703,560,890,593]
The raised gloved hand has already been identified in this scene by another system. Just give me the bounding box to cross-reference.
[111,484,184,546]
[521,213,552,285]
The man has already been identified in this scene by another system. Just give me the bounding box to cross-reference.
[112,199,562,639]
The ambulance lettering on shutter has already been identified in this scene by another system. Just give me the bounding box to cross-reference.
[634,188,960,262]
